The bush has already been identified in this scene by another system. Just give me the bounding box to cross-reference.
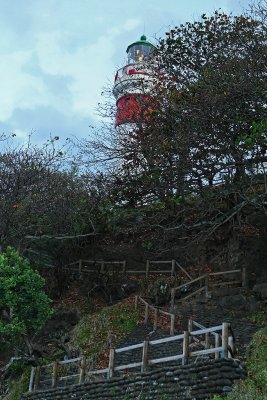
[0,247,52,344]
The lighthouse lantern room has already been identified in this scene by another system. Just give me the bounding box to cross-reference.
[127,35,155,63]
[113,35,156,127]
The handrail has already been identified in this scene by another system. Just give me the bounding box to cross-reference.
[62,259,190,279]
[135,296,176,335]
[28,321,234,392]
[171,268,246,307]
[188,319,235,359]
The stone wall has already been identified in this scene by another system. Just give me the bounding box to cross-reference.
[22,359,246,400]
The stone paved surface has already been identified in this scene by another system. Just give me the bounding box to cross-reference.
[23,284,262,398]
[112,286,261,373]
[175,287,261,357]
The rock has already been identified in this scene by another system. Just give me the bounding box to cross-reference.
[223,386,233,393]
[147,280,171,306]
[253,282,267,299]
[212,287,242,298]
[218,293,262,313]
[219,294,247,310]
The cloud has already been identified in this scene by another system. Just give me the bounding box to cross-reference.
[0,0,248,143]
[35,18,141,119]
[0,10,141,127]
[122,19,141,31]
[0,50,48,121]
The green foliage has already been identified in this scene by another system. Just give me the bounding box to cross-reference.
[141,241,153,250]
[237,120,267,150]
[79,299,96,315]
[71,302,139,358]
[213,327,267,400]
[0,247,52,342]
[251,306,267,326]
[246,327,267,394]
[212,380,266,399]
[8,360,28,379]
[5,367,31,400]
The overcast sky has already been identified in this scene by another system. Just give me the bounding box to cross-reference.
[0,0,251,144]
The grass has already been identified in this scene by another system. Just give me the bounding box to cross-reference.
[246,326,267,394]
[5,367,31,400]
[249,305,267,326]
[71,301,139,361]
[212,326,267,400]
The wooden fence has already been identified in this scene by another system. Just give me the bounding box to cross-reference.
[62,259,191,279]
[135,296,176,335]
[62,260,127,278]
[170,267,246,307]
[144,260,192,279]
[28,321,234,392]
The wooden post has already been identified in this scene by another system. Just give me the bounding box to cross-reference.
[135,295,138,310]
[51,361,58,388]
[171,259,176,277]
[205,274,209,299]
[205,333,210,349]
[215,333,220,360]
[222,322,230,358]
[146,260,149,278]
[78,259,82,279]
[144,303,149,324]
[79,356,86,384]
[182,331,189,365]
[170,314,175,336]
[100,261,105,274]
[108,347,115,379]
[28,367,35,392]
[33,366,41,392]
[122,260,126,275]
[242,267,246,287]
[154,308,158,331]
[228,335,235,358]
[188,319,193,344]
[171,288,175,308]
[141,340,149,372]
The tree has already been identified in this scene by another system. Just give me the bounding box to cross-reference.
[156,11,267,187]
[0,247,52,354]
[0,136,97,253]
[81,11,267,249]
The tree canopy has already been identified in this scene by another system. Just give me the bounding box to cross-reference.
[80,11,267,249]
[0,247,52,346]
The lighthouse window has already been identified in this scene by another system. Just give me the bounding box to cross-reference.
[128,44,154,64]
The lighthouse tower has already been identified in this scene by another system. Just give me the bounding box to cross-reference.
[113,35,156,127]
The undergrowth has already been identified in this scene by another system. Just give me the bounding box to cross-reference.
[213,326,267,400]
[5,366,31,400]
[71,301,139,361]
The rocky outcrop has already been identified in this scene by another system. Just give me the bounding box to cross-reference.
[253,282,267,300]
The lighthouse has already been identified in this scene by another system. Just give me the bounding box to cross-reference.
[113,35,156,127]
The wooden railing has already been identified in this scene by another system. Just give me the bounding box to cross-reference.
[144,260,192,279]
[63,260,127,277]
[28,356,85,393]
[62,259,191,279]
[170,267,246,307]
[28,321,235,392]
[135,296,176,335]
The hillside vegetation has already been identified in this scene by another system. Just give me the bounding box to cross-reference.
[1,3,267,400]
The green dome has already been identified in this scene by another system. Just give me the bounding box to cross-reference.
[126,35,156,53]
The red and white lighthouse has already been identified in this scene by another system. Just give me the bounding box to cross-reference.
[113,35,156,127]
